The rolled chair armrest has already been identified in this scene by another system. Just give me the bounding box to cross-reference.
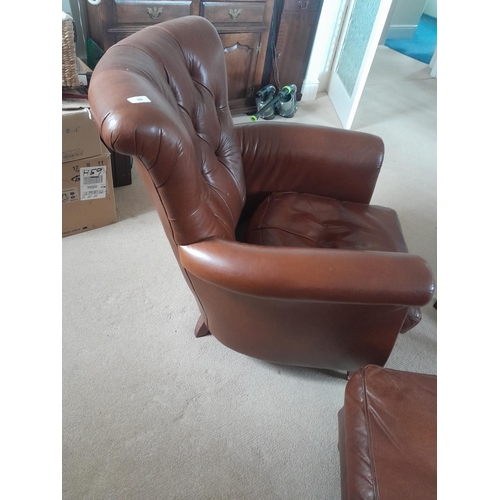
[89,65,187,168]
[178,239,435,306]
[235,122,385,216]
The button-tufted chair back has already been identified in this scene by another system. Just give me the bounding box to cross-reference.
[89,16,246,246]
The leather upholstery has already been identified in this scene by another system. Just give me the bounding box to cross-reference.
[338,365,437,499]
[89,16,434,371]
[246,192,409,250]
[246,191,422,332]
[89,16,245,246]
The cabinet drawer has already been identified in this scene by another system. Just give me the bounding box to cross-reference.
[115,1,193,25]
[282,0,321,12]
[202,2,266,24]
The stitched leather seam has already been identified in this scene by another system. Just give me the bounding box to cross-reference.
[362,367,380,500]
[255,226,321,246]
[108,42,159,63]
[134,156,181,247]
[153,140,181,191]
[208,183,235,228]
[193,124,243,201]
[192,78,214,100]
[214,152,245,200]
[168,199,203,223]
[151,126,164,169]
[256,197,272,245]
[256,196,272,230]
[213,212,233,237]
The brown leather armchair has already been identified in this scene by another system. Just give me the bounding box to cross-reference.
[89,16,434,372]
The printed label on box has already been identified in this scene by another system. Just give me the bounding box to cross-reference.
[62,187,79,204]
[63,148,84,162]
[80,166,107,200]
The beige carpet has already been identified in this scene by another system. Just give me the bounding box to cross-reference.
[62,46,436,500]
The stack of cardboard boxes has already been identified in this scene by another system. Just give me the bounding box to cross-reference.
[62,94,117,237]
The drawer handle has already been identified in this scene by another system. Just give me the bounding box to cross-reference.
[298,0,309,9]
[146,6,163,20]
[228,8,242,19]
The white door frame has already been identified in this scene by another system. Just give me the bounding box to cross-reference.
[328,0,393,129]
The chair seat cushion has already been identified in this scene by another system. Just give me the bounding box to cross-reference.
[246,192,409,252]
[246,192,420,333]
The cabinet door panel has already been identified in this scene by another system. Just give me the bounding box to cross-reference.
[282,0,321,12]
[220,32,261,100]
[271,1,322,99]
[275,12,315,84]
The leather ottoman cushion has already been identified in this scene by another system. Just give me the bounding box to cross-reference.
[338,365,437,500]
[246,191,409,251]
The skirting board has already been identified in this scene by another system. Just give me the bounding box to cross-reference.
[386,24,417,40]
[300,80,320,102]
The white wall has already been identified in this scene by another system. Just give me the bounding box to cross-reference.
[424,0,437,18]
[62,0,72,15]
[385,0,428,39]
[302,0,345,100]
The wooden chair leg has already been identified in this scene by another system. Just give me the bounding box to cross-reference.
[194,316,210,338]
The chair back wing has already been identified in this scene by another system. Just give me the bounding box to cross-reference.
[89,16,246,245]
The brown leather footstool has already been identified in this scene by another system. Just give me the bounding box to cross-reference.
[338,365,437,499]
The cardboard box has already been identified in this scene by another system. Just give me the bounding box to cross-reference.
[75,57,92,86]
[62,142,117,237]
[62,95,102,162]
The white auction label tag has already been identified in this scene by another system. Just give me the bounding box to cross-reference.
[80,166,107,200]
[127,96,151,103]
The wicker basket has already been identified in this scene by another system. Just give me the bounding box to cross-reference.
[62,12,80,88]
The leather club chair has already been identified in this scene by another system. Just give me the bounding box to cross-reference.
[88,16,434,372]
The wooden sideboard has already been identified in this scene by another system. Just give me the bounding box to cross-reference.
[82,0,275,114]
[79,0,322,187]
